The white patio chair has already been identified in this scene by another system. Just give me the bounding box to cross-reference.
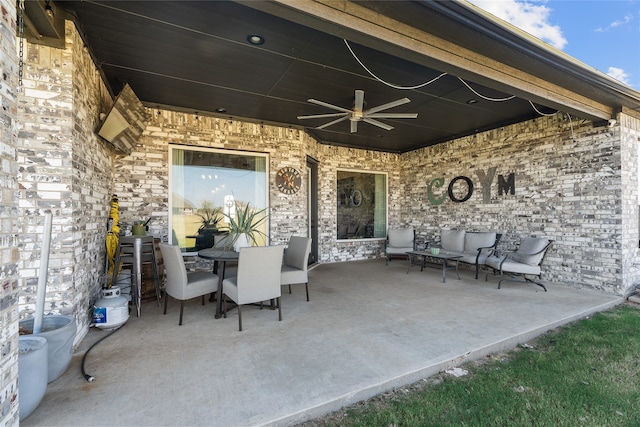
[281,236,312,301]
[158,243,219,325]
[385,227,416,265]
[485,237,553,291]
[222,245,285,331]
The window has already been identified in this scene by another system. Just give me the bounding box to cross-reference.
[169,145,268,251]
[336,170,387,239]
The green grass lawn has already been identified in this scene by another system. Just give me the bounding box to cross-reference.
[303,304,640,426]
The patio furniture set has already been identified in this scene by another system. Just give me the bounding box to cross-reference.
[158,235,312,330]
[386,227,553,290]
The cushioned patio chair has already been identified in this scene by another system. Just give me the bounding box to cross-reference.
[485,237,553,291]
[459,232,502,279]
[281,236,312,301]
[159,243,219,325]
[385,227,416,265]
[223,245,285,331]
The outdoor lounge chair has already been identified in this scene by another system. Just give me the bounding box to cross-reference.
[485,237,553,291]
[159,243,219,325]
[385,227,416,265]
[281,236,312,301]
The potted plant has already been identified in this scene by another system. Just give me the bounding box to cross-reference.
[223,200,268,251]
[196,201,223,232]
[195,201,223,250]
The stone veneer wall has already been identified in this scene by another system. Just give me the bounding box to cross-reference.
[401,112,640,295]
[17,21,113,342]
[0,0,20,422]
[112,111,403,264]
[116,108,640,295]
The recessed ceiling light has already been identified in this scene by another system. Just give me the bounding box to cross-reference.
[466,99,479,105]
[247,34,265,45]
[216,108,227,113]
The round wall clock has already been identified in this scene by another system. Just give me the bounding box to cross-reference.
[276,167,302,194]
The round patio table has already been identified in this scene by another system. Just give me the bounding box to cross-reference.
[198,248,239,318]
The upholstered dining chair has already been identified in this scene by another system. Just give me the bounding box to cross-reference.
[281,236,312,301]
[485,237,553,291]
[159,243,219,325]
[385,227,416,265]
[223,245,285,331]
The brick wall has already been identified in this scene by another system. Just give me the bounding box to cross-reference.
[0,0,20,422]
[401,112,640,295]
[115,108,640,295]
[17,21,113,342]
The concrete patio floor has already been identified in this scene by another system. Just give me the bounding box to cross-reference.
[22,259,621,427]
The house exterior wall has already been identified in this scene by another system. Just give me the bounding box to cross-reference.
[116,108,639,296]
[401,113,640,295]
[0,0,21,422]
[16,21,113,345]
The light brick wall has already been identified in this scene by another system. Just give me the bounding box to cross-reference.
[401,113,638,295]
[17,21,113,342]
[0,0,20,422]
[115,109,639,295]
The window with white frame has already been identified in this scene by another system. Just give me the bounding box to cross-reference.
[336,169,387,240]
[169,145,268,251]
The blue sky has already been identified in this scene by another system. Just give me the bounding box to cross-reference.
[467,0,640,89]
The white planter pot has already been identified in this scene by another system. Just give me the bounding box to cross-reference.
[19,315,77,383]
[233,233,251,252]
[19,336,48,420]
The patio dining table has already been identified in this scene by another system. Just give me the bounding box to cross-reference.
[198,247,239,318]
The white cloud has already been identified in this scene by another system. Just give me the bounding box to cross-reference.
[596,13,634,32]
[469,0,567,49]
[607,67,631,85]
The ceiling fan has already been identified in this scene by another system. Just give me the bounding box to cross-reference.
[297,89,418,133]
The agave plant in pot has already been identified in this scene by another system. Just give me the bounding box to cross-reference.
[224,200,268,251]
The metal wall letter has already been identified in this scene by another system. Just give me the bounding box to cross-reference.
[475,167,496,204]
[498,173,516,195]
[447,176,474,203]
[427,177,447,205]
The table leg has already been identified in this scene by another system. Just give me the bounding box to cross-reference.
[442,259,447,283]
[209,260,218,302]
[214,261,226,319]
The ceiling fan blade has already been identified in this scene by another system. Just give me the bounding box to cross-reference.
[307,98,352,113]
[316,115,350,130]
[350,120,358,133]
[365,97,411,114]
[298,112,349,120]
[363,117,394,131]
[366,113,418,119]
[354,90,364,112]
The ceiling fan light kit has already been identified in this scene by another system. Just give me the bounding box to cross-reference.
[298,89,417,133]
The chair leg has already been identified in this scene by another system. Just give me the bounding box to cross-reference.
[498,275,548,292]
[277,297,282,321]
[163,293,169,314]
[201,295,205,305]
[305,283,309,301]
[288,284,292,294]
[237,305,242,331]
[223,294,227,318]
[179,300,184,325]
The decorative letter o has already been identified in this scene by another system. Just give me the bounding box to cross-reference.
[447,176,474,203]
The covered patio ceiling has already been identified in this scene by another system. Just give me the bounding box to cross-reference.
[38,0,640,153]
